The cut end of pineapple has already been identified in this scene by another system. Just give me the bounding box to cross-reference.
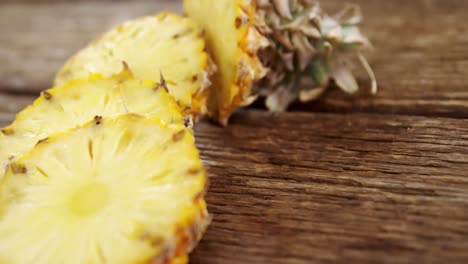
[0,70,184,178]
[0,115,209,264]
[185,0,268,125]
[55,12,213,117]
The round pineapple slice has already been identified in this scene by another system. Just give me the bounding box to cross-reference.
[0,114,209,264]
[0,69,185,177]
[184,0,268,125]
[55,12,214,118]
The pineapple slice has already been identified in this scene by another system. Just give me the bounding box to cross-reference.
[0,69,184,178]
[55,12,214,118]
[0,114,209,264]
[185,0,268,125]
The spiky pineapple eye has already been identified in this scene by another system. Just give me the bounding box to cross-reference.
[235,17,243,29]
[94,115,103,125]
[36,137,49,146]
[9,163,27,174]
[172,28,194,39]
[41,91,52,100]
[172,130,187,142]
[140,233,165,247]
[1,128,14,136]
[183,115,194,128]
[188,167,202,175]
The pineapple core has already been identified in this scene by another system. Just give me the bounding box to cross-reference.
[69,183,110,217]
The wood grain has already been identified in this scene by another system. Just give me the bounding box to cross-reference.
[0,1,180,93]
[191,111,468,263]
[292,0,468,118]
[1,0,468,117]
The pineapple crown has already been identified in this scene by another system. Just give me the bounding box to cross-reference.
[254,0,377,111]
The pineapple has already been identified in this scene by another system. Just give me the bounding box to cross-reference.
[185,0,376,124]
[55,12,215,119]
[0,114,209,264]
[169,255,189,264]
[0,69,185,178]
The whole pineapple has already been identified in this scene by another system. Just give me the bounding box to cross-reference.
[185,0,376,125]
[55,12,216,120]
[0,69,185,178]
[0,115,209,264]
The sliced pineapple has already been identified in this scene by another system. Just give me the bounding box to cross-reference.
[0,114,209,264]
[55,12,214,118]
[185,0,268,125]
[0,69,184,178]
[170,254,189,264]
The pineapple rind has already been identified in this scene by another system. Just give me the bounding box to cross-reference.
[184,0,267,125]
[0,69,184,178]
[0,115,209,264]
[168,254,188,264]
[55,12,213,118]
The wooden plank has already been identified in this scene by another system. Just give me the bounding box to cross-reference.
[1,102,467,262]
[190,111,468,263]
[2,0,153,3]
[1,0,468,117]
[289,0,468,118]
[0,93,34,126]
[0,1,181,93]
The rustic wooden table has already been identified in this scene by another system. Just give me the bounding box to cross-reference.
[1,0,468,263]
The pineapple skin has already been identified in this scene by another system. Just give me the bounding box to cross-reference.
[55,12,215,120]
[184,0,268,125]
[185,0,374,123]
[0,69,184,179]
[0,115,210,264]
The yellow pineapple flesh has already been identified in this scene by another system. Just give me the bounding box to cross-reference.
[55,12,214,118]
[0,115,209,264]
[169,255,189,264]
[184,0,268,125]
[0,69,184,178]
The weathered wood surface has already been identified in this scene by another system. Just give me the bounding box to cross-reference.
[1,0,468,263]
[192,111,468,264]
[1,0,468,117]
